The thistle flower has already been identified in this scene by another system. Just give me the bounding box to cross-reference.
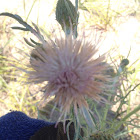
[0,12,110,129]
[25,29,110,129]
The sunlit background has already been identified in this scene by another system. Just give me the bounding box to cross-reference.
[0,0,140,139]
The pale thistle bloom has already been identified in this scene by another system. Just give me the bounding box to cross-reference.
[25,30,109,128]
[0,12,111,131]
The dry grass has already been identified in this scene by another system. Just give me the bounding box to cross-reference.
[0,0,140,139]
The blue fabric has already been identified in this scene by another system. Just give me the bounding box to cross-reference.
[0,111,55,140]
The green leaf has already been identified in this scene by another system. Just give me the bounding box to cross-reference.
[11,26,29,31]
[24,38,36,47]
[30,38,42,46]
[0,12,34,33]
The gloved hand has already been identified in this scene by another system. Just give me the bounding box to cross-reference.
[0,111,80,140]
[0,111,56,140]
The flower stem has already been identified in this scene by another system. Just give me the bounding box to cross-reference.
[81,106,95,130]
[75,0,78,11]
[121,105,140,122]
[74,0,79,38]
[113,105,140,133]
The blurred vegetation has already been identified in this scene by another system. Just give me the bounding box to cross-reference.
[0,5,38,117]
[79,0,140,30]
[0,0,140,139]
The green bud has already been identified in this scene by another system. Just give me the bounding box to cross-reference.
[56,0,78,35]
[120,59,129,68]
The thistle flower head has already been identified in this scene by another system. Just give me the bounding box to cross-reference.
[26,30,110,128]
[0,12,112,132]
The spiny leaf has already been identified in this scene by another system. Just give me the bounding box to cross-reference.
[30,38,42,46]
[32,22,40,34]
[0,12,34,33]
[24,38,36,47]
[14,14,24,21]
[11,26,29,31]
[0,12,45,43]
